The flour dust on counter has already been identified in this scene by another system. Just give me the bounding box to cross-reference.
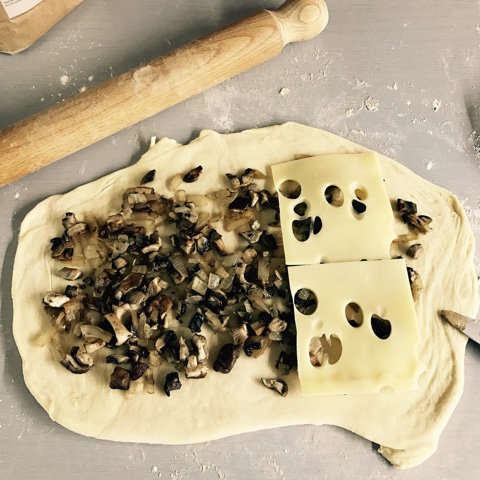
[12,123,479,470]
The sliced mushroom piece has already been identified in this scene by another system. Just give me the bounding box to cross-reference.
[60,346,94,374]
[226,173,241,189]
[80,324,113,343]
[401,213,432,234]
[105,313,133,346]
[407,267,424,302]
[275,351,296,375]
[56,267,83,281]
[131,362,150,381]
[406,243,424,259]
[397,199,417,215]
[67,222,88,237]
[185,354,208,379]
[162,345,180,364]
[204,310,229,333]
[267,317,288,341]
[228,195,250,212]
[114,272,144,300]
[109,366,131,390]
[188,309,205,333]
[213,343,241,374]
[43,292,71,308]
[106,213,124,233]
[83,338,106,354]
[240,230,262,244]
[178,336,190,362]
[155,330,178,351]
[209,229,229,256]
[192,334,209,363]
[147,277,167,297]
[106,354,131,364]
[50,237,66,259]
[164,372,182,397]
[261,378,288,397]
[243,335,271,358]
[147,294,173,318]
[62,212,78,229]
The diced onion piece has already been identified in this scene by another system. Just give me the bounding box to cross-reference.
[167,174,183,191]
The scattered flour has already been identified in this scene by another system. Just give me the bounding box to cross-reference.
[424,160,435,170]
[364,96,379,112]
[432,99,442,111]
[59,75,70,86]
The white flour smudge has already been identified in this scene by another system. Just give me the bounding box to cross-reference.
[364,96,379,112]
[59,75,70,86]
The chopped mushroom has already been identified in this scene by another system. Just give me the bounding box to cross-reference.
[185,354,207,379]
[131,362,149,381]
[213,343,240,374]
[43,292,71,308]
[56,267,83,281]
[204,310,229,333]
[104,313,133,346]
[261,378,288,397]
[42,168,298,393]
[406,243,424,259]
[192,334,209,363]
[164,372,182,396]
[60,346,94,374]
[178,336,190,362]
[407,267,424,302]
[109,367,131,390]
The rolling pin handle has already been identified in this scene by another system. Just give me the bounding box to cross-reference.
[271,0,329,45]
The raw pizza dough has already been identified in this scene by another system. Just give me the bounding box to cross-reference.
[12,123,479,469]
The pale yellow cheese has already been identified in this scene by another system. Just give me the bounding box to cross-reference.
[271,152,395,265]
[288,259,421,395]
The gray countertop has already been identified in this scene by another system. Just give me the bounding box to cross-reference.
[1,1,480,479]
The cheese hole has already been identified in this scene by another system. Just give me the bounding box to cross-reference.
[292,218,312,242]
[345,302,363,327]
[309,334,342,367]
[279,180,301,199]
[294,288,317,315]
[352,199,367,215]
[293,201,308,217]
[312,216,322,235]
[355,187,368,200]
[371,314,392,339]
[325,185,344,207]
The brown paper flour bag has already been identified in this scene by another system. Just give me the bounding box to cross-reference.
[0,0,84,54]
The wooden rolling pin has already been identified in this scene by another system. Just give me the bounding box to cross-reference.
[0,0,328,187]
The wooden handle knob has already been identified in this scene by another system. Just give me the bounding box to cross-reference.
[271,0,329,44]
[0,0,329,188]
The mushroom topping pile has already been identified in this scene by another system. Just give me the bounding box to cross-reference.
[41,169,428,398]
[391,198,432,302]
[41,167,297,396]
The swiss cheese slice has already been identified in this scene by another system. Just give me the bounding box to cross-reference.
[288,258,421,395]
[271,152,395,265]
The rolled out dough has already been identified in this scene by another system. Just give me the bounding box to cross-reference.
[12,123,479,469]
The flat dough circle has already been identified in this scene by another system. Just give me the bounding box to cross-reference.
[12,123,479,469]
